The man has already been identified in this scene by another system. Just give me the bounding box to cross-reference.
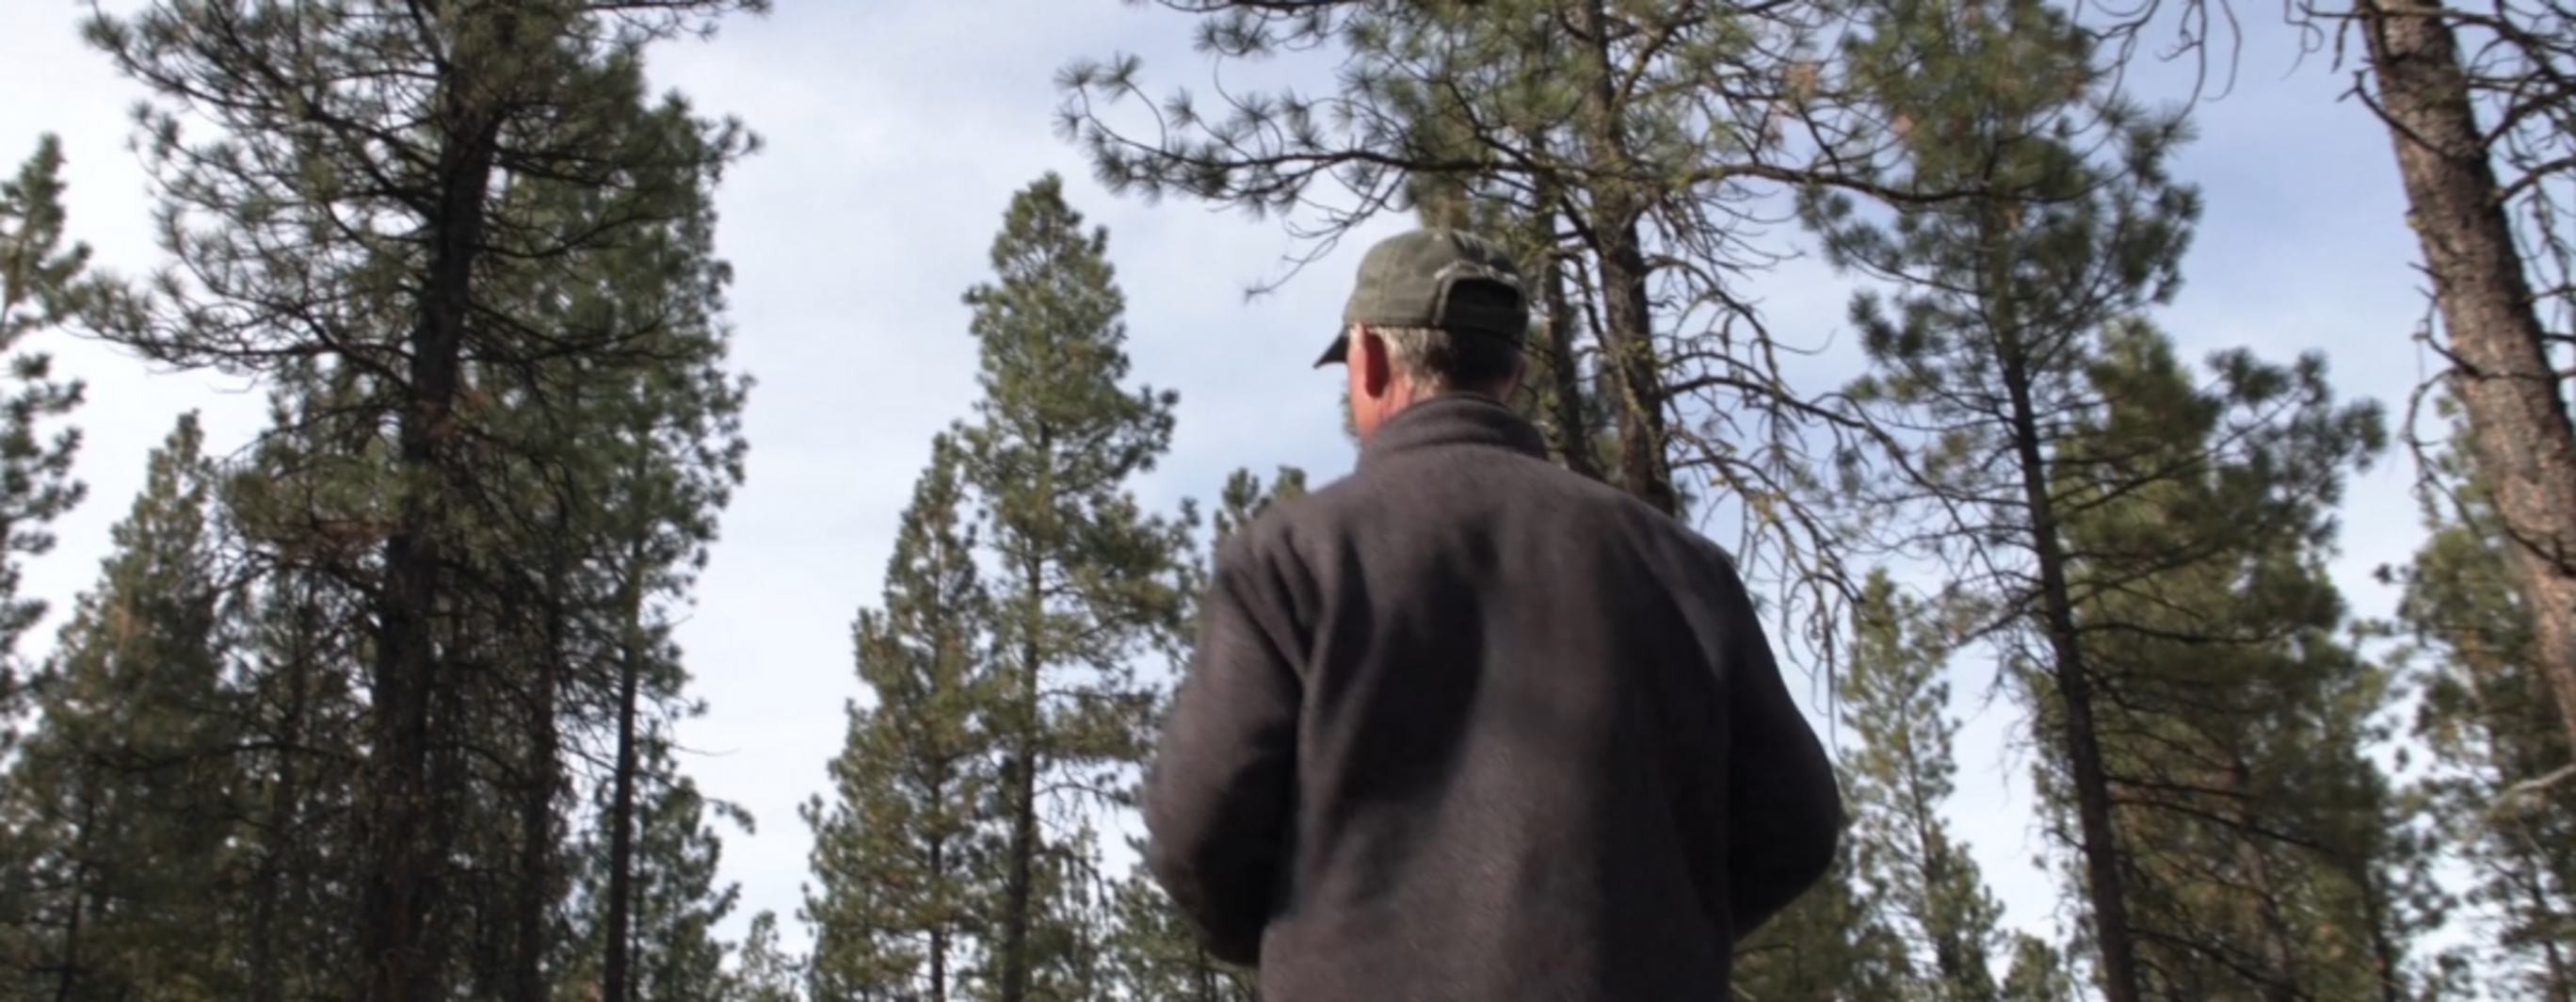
[1140,228,1843,1001]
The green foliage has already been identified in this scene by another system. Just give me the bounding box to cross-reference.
[2383,412,2576,1001]
[1840,570,2005,1002]
[1809,1,2408,998]
[2000,933,2083,1002]
[798,175,1193,1002]
[802,436,993,1002]
[0,135,92,711]
[619,773,748,1002]
[1806,0,2205,991]
[2019,328,2405,1001]
[1097,872,1258,1002]
[564,736,749,1002]
[1208,467,1305,546]
[730,912,806,1002]
[65,2,762,998]
[955,173,1196,1002]
[0,415,234,1001]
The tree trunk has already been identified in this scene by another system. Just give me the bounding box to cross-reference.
[2368,900,2407,1002]
[2001,337,2143,1002]
[50,796,98,1002]
[602,563,647,1002]
[249,590,317,1002]
[997,551,1046,1002]
[2517,872,2575,1002]
[2230,763,2303,1002]
[2358,0,2576,760]
[1537,221,1605,484]
[360,15,504,1001]
[1570,0,1678,516]
[512,620,564,1002]
[929,831,950,1002]
[2350,853,2409,1002]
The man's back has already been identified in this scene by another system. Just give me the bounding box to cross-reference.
[1142,395,1843,1002]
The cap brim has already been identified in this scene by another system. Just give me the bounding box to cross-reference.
[1314,331,1348,368]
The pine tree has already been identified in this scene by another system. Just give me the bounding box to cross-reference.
[1802,0,2200,987]
[2023,324,2397,1000]
[1839,569,2007,1002]
[955,173,1194,1002]
[575,703,750,1002]
[802,435,993,1002]
[0,133,92,733]
[220,401,377,1002]
[227,562,370,1002]
[555,654,748,1002]
[2387,407,2574,1001]
[0,413,234,1001]
[613,763,747,1002]
[1812,0,2411,990]
[1999,934,2083,1002]
[78,4,761,995]
[547,162,752,1002]
[729,912,805,1002]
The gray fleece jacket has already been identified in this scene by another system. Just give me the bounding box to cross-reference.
[1142,394,1843,1001]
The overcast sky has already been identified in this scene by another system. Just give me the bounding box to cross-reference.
[1,0,2440,960]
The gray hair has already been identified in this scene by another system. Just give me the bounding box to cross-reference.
[1364,324,1524,394]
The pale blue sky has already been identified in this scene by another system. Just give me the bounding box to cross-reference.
[0,0,2441,964]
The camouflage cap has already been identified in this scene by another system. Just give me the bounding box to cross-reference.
[1315,228,1530,367]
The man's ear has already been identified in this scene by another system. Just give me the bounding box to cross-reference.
[1499,356,1528,405]
[1356,327,1393,397]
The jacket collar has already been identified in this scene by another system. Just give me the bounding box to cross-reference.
[1355,394,1551,473]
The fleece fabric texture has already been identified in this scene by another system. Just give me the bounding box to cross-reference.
[1141,394,1843,1002]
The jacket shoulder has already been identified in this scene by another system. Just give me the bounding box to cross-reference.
[1547,473,1748,585]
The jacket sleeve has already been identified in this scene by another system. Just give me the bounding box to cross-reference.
[1140,533,1302,967]
[1715,562,1843,938]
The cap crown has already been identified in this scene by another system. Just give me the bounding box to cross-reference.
[1341,229,1530,339]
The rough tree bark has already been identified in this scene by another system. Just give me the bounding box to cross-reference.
[2359,0,2576,761]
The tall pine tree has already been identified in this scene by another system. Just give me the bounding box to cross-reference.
[803,434,993,1002]
[2343,0,2576,770]
[221,400,376,1002]
[564,753,746,1002]
[1803,0,2211,990]
[0,133,97,998]
[955,173,1194,1002]
[78,3,762,995]
[0,414,233,1002]
[2028,324,2398,1000]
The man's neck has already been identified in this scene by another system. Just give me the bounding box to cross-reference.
[1355,393,1544,466]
